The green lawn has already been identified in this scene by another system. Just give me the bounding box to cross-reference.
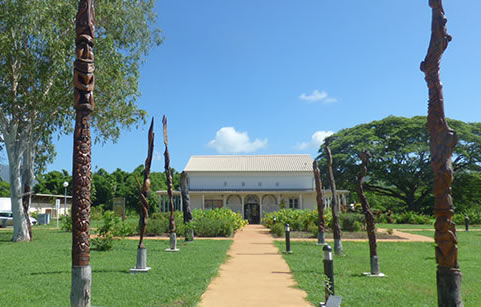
[0,228,232,306]
[276,231,481,306]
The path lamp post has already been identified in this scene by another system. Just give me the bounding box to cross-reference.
[323,244,334,302]
[465,216,469,232]
[284,223,292,253]
[63,181,69,216]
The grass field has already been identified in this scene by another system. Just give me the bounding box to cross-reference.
[0,228,232,306]
[377,223,480,230]
[276,231,481,307]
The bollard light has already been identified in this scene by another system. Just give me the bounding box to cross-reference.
[323,243,334,302]
[465,216,469,232]
[284,223,292,253]
[273,217,277,224]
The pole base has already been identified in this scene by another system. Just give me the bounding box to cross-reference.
[130,247,150,273]
[334,239,343,256]
[283,250,293,254]
[71,265,91,307]
[165,232,179,252]
[437,267,463,307]
[317,232,325,245]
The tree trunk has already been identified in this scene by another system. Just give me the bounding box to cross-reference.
[22,144,35,240]
[325,143,343,255]
[420,1,462,305]
[5,138,30,242]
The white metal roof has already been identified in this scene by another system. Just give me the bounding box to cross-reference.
[184,155,313,172]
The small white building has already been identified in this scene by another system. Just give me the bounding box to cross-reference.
[0,194,72,218]
[157,154,349,224]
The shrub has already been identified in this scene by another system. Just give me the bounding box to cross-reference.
[61,215,72,232]
[340,213,364,231]
[263,209,331,232]
[270,223,285,237]
[92,210,130,251]
[91,205,104,220]
[392,211,431,224]
[454,209,481,225]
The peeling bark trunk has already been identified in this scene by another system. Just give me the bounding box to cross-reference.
[21,144,35,240]
[5,137,30,242]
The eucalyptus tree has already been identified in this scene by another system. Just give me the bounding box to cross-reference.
[0,0,161,241]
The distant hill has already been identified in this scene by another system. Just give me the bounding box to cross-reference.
[0,164,9,183]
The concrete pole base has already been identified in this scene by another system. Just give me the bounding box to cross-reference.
[334,239,343,256]
[130,248,151,273]
[437,267,463,307]
[165,232,179,252]
[316,232,325,245]
[71,265,91,307]
[362,256,385,277]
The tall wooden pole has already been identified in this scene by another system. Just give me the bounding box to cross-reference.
[356,151,380,275]
[163,115,178,251]
[313,160,326,245]
[71,0,95,306]
[325,142,343,255]
[420,1,462,305]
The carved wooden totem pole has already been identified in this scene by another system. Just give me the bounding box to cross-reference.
[313,160,326,245]
[71,0,95,305]
[163,115,178,251]
[130,119,154,273]
[420,1,462,305]
[356,151,382,276]
[180,171,194,241]
[325,141,343,255]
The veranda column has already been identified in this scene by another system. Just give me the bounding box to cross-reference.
[71,1,95,306]
[420,1,462,305]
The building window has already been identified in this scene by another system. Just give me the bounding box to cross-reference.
[204,199,223,210]
[289,198,299,209]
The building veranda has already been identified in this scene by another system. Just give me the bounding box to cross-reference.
[157,154,349,224]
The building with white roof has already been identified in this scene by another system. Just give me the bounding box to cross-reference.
[157,154,349,224]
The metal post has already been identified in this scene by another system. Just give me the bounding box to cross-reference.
[323,244,334,302]
[63,181,69,216]
[284,223,292,253]
[465,216,469,232]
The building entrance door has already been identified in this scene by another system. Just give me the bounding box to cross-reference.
[244,203,260,224]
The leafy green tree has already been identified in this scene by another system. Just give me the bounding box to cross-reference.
[0,0,161,241]
[34,170,72,196]
[318,116,481,213]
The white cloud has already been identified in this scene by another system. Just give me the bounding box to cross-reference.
[153,150,162,161]
[296,130,334,150]
[208,127,267,154]
[299,89,337,104]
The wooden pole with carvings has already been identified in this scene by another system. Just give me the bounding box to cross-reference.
[325,141,343,255]
[420,1,462,305]
[71,0,95,305]
[163,115,178,251]
[313,160,326,245]
[356,151,381,276]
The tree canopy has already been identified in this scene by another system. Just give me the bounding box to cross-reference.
[317,116,481,213]
[0,0,162,241]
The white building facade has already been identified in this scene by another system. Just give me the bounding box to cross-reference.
[157,155,349,224]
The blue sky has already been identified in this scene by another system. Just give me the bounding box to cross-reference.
[43,1,481,173]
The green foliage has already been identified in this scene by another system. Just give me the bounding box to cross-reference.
[339,213,364,231]
[391,211,432,225]
[453,208,481,225]
[0,179,10,197]
[92,211,135,251]
[146,208,248,237]
[60,215,72,232]
[317,116,481,213]
[270,223,285,237]
[91,205,105,221]
[263,209,331,232]
[34,170,71,195]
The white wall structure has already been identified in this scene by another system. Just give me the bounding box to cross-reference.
[156,155,349,224]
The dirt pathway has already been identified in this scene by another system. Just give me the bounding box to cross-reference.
[198,224,310,307]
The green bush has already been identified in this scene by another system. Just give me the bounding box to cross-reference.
[263,209,331,232]
[145,208,248,237]
[61,215,72,232]
[91,205,104,220]
[392,211,431,224]
[92,211,129,251]
[270,223,285,237]
[340,213,364,231]
[454,209,481,225]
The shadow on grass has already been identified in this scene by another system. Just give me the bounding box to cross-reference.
[93,269,132,274]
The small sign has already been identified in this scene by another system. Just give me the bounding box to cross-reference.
[113,197,126,219]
